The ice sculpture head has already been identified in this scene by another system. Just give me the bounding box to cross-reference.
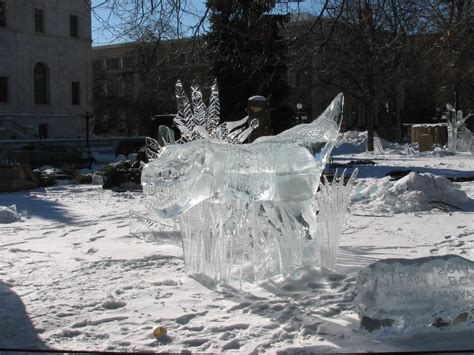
[142,142,213,219]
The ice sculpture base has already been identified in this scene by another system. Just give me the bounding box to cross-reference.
[175,169,358,285]
[354,255,474,334]
[178,198,315,285]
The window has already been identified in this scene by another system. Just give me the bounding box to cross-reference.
[0,77,8,103]
[93,60,104,72]
[34,63,49,104]
[106,58,120,71]
[34,8,44,33]
[72,82,80,105]
[70,15,78,37]
[0,2,6,27]
[122,57,134,70]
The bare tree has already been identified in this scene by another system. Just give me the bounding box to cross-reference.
[91,0,208,43]
[423,0,474,111]
[289,1,440,149]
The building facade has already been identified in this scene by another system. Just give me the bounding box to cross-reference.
[92,39,210,137]
[0,0,92,139]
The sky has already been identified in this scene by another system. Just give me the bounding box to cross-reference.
[91,0,319,45]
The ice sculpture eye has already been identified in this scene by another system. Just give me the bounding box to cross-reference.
[179,152,190,161]
[158,167,179,181]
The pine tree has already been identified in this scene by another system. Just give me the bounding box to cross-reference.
[206,0,289,120]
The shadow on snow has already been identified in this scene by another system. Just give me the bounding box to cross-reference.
[0,281,48,351]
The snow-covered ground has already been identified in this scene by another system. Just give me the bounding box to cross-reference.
[1,133,473,352]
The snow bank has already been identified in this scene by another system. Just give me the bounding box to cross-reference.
[91,151,137,164]
[91,174,104,185]
[37,165,55,172]
[421,147,456,157]
[333,131,367,155]
[0,205,21,223]
[333,131,406,155]
[352,172,472,213]
[115,154,127,162]
[127,153,138,160]
[79,168,94,175]
[91,151,117,164]
[333,130,456,156]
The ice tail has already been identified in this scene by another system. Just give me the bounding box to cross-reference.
[310,93,344,131]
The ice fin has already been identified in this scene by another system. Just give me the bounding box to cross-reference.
[191,81,207,127]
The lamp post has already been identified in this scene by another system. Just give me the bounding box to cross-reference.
[81,111,93,150]
[296,103,303,122]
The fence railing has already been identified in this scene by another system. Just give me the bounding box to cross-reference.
[0,118,33,138]
[0,136,146,166]
[0,136,146,153]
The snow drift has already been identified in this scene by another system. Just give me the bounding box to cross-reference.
[352,172,472,213]
[0,205,21,223]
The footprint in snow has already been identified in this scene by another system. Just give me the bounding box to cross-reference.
[181,325,204,332]
[176,311,207,325]
[151,335,172,345]
[101,300,127,310]
[222,339,241,350]
[89,235,105,242]
[182,338,209,347]
[162,279,178,286]
[71,316,128,328]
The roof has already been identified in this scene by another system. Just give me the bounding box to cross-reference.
[92,37,204,51]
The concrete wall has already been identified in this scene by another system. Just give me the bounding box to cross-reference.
[0,0,92,139]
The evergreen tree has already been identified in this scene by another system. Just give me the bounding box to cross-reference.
[206,0,289,120]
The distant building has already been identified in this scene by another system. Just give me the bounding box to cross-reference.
[0,0,92,140]
[92,39,210,136]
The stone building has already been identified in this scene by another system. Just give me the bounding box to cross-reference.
[0,0,92,139]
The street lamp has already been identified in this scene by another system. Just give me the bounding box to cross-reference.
[296,103,303,121]
[81,111,94,150]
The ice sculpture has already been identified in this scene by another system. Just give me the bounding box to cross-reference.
[355,255,474,333]
[140,80,353,283]
[446,104,473,151]
[366,133,384,155]
[457,126,473,153]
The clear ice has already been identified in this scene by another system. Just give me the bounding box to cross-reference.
[354,255,474,333]
[140,81,355,283]
[446,104,473,152]
[316,169,358,271]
